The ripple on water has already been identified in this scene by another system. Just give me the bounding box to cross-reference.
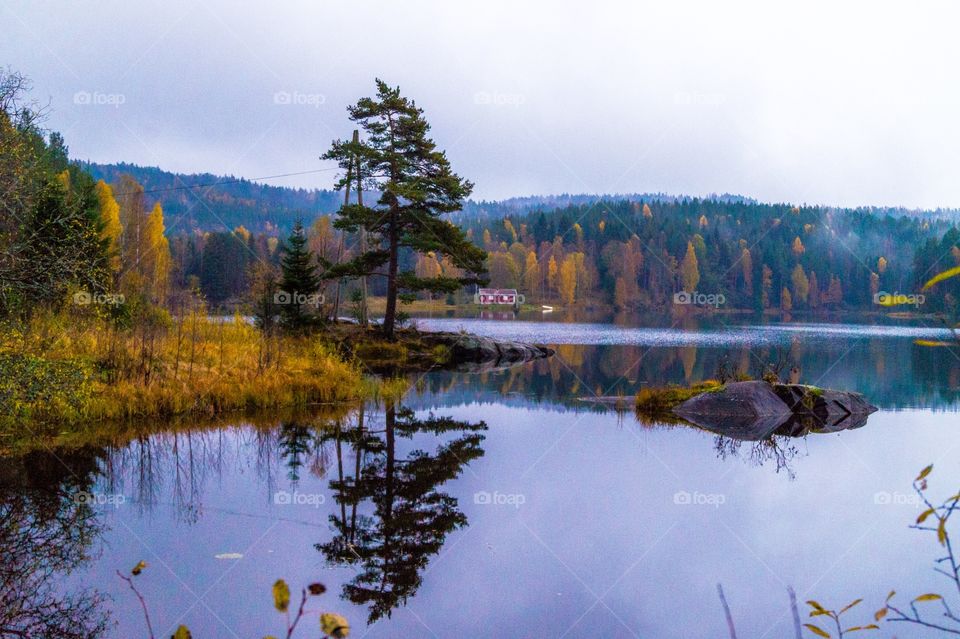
[414,318,954,347]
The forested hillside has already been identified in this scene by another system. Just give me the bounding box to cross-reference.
[83,162,960,313]
[452,193,758,224]
[82,161,959,233]
[81,161,342,234]
[463,200,960,312]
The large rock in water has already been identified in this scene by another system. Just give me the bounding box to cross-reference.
[673,381,877,440]
[431,333,553,371]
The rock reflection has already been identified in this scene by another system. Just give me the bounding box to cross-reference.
[684,395,874,479]
[676,403,873,441]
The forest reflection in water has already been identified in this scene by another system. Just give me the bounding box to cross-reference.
[4,318,960,637]
[0,447,110,638]
[0,389,872,637]
[412,316,960,411]
[0,399,488,634]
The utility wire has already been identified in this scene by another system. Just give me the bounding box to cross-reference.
[101,166,342,197]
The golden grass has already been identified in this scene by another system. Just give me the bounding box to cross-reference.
[364,296,458,313]
[634,380,723,415]
[0,309,367,428]
[318,322,455,372]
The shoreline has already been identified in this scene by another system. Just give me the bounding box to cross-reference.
[0,316,552,442]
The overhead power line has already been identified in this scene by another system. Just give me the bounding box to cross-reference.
[102,166,342,197]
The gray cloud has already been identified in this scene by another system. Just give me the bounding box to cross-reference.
[3,0,959,207]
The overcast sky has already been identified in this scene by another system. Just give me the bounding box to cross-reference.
[3,0,960,207]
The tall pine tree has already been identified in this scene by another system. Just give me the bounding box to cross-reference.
[322,79,487,338]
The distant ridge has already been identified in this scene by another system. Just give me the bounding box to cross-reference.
[454,192,758,224]
[80,161,342,235]
[81,161,959,235]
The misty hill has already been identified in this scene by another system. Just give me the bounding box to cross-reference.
[82,161,959,237]
[81,161,343,235]
[452,193,761,226]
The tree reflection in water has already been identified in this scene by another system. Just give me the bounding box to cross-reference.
[713,435,801,479]
[318,400,486,623]
[704,409,872,479]
[279,421,322,483]
[0,448,110,638]
[0,405,481,634]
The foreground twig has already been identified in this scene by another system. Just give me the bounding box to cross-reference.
[717,583,737,638]
[115,569,155,639]
[285,588,308,639]
[787,586,802,639]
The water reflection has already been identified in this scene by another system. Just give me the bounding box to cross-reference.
[3,317,959,637]
[279,420,325,483]
[1,402,487,634]
[675,401,873,440]
[0,448,110,638]
[408,328,960,411]
[318,400,487,623]
[665,387,873,479]
[713,434,801,478]
[99,409,348,522]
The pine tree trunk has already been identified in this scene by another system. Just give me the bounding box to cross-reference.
[357,179,368,326]
[332,154,353,322]
[384,401,396,523]
[383,207,399,339]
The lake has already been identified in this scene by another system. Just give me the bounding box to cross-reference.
[8,315,960,638]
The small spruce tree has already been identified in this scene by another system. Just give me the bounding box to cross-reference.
[278,220,322,331]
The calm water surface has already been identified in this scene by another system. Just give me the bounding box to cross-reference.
[8,315,960,638]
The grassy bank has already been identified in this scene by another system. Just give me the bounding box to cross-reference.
[634,380,724,424]
[365,297,459,313]
[0,310,368,433]
[321,322,460,372]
